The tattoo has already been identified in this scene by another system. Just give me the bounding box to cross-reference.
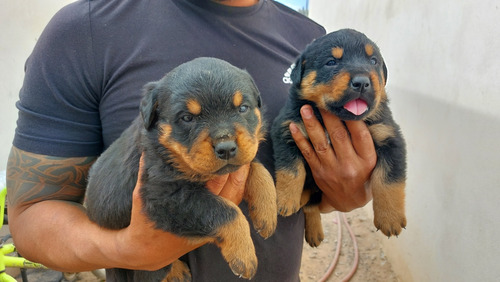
[6,147,97,208]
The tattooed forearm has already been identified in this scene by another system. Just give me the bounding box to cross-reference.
[6,147,97,208]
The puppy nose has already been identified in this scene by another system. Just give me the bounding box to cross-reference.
[214,141,237,160]
[350,75,371,92]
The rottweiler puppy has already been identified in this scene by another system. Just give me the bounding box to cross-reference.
[85,57,277,281]
[271,29,407,247]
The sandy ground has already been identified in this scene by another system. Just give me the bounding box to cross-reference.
[299,208,401,282]
[11,208,400,282]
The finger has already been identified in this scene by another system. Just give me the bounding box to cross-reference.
[132,154,145,203]
[344,120,377,163]
[218,164,249,204]
[320,109,356,160]
[290,122,320,168]
[131,154,153,225]
[299,105,335,162]
[228,164,250,189]
[206,174,229,195]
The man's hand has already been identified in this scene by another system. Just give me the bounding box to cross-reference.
[206,164,250,205]
[290,105,376,212]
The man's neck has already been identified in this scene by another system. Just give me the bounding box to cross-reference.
[212,0,259,7]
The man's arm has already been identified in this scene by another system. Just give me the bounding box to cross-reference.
[6,146,248,272]
[7,146,112,271]
[290,105,377,212]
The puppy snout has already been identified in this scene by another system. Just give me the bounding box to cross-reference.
[214,141,237,160]
[350,75,371,92]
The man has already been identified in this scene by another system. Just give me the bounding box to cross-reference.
[7,0,376,281]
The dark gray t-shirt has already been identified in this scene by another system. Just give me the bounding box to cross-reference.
[13,0,325,280]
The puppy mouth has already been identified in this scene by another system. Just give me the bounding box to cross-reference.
[326,96,371,121]
[214,163,240,175]
[343,98,368,116]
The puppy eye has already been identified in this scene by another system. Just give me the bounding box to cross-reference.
[326,59,337,66]
[239,105,249,113]
[180,114,194,122]
[370,57,378,65]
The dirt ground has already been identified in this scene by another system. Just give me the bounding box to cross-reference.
[14,208,400,282]
[299,208,401,282]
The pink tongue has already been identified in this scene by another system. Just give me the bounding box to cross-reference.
[344,99,368,115]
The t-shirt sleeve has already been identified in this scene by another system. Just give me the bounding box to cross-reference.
[13,1,104,157]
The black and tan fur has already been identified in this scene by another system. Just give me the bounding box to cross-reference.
[85,57,277,281]
[271,29,406,247]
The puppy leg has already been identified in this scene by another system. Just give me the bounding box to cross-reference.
[244,161,277,239]
[142,182,257,279]
[300,188,312,207]
[183,199,258,279]
[303,204,324,247]
[369,163,406,237]
[275,159,307,216]
[162,260,191,282]
[272,117,308,217]
[213,199,258,279]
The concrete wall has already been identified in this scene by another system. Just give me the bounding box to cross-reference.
[0,0,72,170]
[309,0,500,281]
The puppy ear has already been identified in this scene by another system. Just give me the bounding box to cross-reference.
[382,62,388,85]
[246,74,262,108]
[140,82,159,130]
[252,84,262,108]
[290,56,305,88]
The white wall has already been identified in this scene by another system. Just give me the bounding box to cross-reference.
[0,0,72,170]
[309,1,500,281]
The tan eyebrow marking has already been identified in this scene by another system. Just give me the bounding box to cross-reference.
[365,44,374,56]
[332,47,343,59]
[186,99,202,115]
[233,90,243,107]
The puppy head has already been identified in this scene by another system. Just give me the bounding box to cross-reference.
[291,29,388,121]
[140,57,264,179]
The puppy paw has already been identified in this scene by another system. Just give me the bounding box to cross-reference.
[305,227,324,248]
[303,205,324,247]
[275,163,306,217]
[245,162,278,239]
[371,180,407,238]
[215,204,258,280]
[221,223,258,279]
[277,195,301,217]
[374,209,407,238]
[227,255,258,280]
[251,209,277,239]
